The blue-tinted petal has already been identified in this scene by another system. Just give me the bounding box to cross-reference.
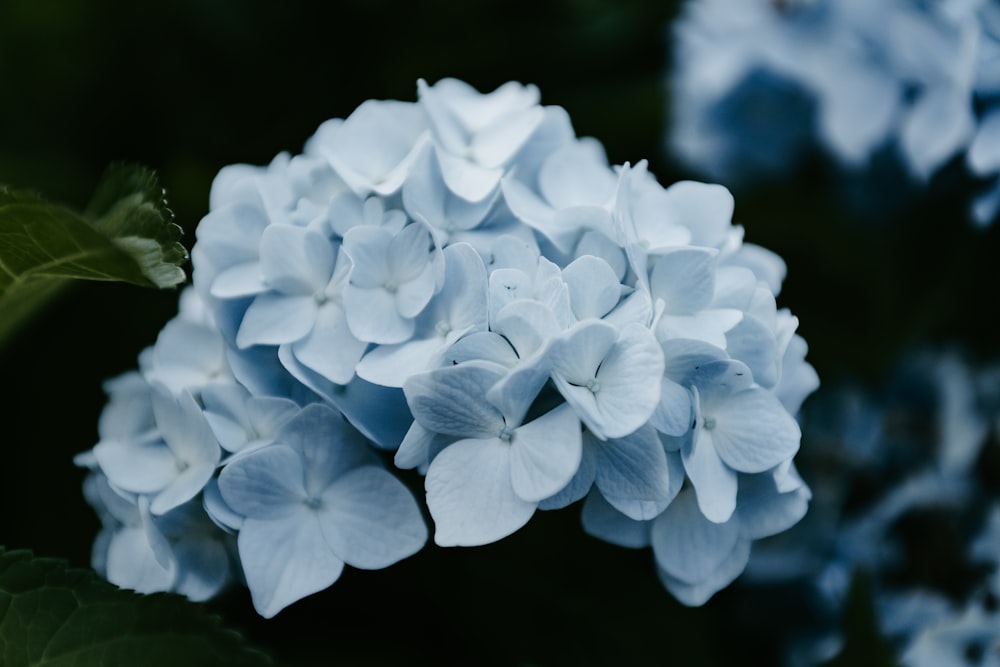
[426,437,535,546]
[318,466,427,569]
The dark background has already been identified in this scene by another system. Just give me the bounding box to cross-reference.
[2,1,998,664]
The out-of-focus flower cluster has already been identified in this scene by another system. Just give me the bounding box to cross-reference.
[669,0,1000,226]
[744,349,1000,666]
[76,78,817,616]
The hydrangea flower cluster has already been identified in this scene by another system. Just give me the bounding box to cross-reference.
[77,78,818,616]
[744,349,1000,666]
[669,0,1000,225]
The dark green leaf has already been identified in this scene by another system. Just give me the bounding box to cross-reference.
[0,548,272,667]
[0,164,187,344]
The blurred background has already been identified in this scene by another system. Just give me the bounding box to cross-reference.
[1,0,998,665]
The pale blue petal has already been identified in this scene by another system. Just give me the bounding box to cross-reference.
[690,358,755,394]
[402,144,494,234]
[649,247,717,315]
[388,222,436,283]
[602,285,653,330]
[218,445,305,518]
[201,387,252,452]
[574,230,627,281]
[562,255,623,320]
[344,284,415,344]
[417,78,469,156]
[291,302,366,385]
[150,462,217,516]
[900,87,975,180]
[972,181,1000,228]
[395,421,441,470]
[537,439,597,510]
[404,362,506,439]
[247,397,301,443]
[725,315,779,388]
[655,309,742,349]
[434,243,489,332]
[259,225,335,294]
[501,173,556,233]
[326,190,366,237]
[236,293,316,348]
[94,440,176,494]
[435,147,502,203]
[661,338,729,385]
[484,363,552,428]
[682,428,738,524]
[318,467,427,569]
[580,490,652,549]
[659,181,734,248]
[651,378,693,437]
[279,403,376,495]
[650,489,741,585]
[238,511,345,618]
[153,389,221,470]
[590,323,665,439]
[139,497,173,569]
[210,261,266,298]
[471,105,545,168]
[172,535,231,602]
[342,225,391,288]
[968,108,1000,175]
[736,472,810,540]
[492,299,562,359]
[395,262,438,319]
[656,537,750,606]
[509,404,582,502]
[426,437,535,546]
[815,62,898,165]
[708,387,801,473]
[507,105,577,186]
[356,336,444,388]
[319,100,428,197]
[593,423,673,521]
[549,320,617,386]
[538,141,616,209]
[320,377,412,451]
[444,332,519,367]
[106,526,175,594]
[202,477,244,532]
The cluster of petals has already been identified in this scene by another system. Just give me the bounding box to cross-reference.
[669,0,1000,225]
[80,77,817,613]
[744,349,1000,666]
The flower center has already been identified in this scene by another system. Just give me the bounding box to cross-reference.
[304,495,323,510]
[313,289,329,305]
[384,280,398,294]
[585,378,601,393]
[497,425,515,441]
[435,320,452,338]
[702,416,717,430]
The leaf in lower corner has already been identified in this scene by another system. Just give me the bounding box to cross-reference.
[0,548,273,667]
[0,164,187,344]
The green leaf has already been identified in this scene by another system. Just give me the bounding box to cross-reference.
[0,548,273,667]
[0,164,188,344]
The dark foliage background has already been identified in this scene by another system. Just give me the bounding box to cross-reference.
[1,1,997,664]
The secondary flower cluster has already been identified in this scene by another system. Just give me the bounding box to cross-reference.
[669,0,1000,225]
[77,78,817,616]
[744,349,1000,666]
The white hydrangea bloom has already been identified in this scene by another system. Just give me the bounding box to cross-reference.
[80,77,818,614]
